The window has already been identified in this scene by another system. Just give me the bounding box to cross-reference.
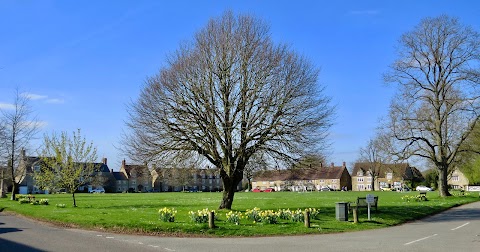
[367,177,372,182]
[357,184,364,190]
[320,179,324,183]
[386,173,393,180]
[452,176,459,181]
[34,165,40,172]
[357,177,364,182]
[367,184,371,189]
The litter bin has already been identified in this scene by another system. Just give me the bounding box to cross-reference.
[336,202,349,221]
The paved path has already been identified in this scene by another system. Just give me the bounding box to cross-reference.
[1,201,480,252]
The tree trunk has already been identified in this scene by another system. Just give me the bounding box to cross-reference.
[219,171,243,209]
[371,177,376,191]
[219,183,236,209]
[10,182,18,201]
[438,165,451,197]
[72,192,77,207]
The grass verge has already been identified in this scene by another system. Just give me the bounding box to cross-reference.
[1,190,478,237]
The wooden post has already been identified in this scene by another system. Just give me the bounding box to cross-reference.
[353,207,358,224]
[304,210,310,228]
[208,211,215,229]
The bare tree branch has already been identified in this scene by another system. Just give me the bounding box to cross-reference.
[121,11,334,209]
[0,88,40,200]
[384,15,480,197]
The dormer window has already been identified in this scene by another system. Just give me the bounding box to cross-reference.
[357,170,363,176]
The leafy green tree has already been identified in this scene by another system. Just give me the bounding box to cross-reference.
[456,124,480,185]
[423,168,439,189]
[35,129,98,207]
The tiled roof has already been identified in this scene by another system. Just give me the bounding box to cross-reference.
[93,163,110,173]
[253,166,347,182]
[352,162,424,181]
[112,172,128,180]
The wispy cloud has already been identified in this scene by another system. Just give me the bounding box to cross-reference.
[20,120,48,129]
[20,92,65,105]
[349,10,380,16]
[46,98,65,104]
[21,92,48,100]
[0,103,15,110]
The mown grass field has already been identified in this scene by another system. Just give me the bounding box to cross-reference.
[1,191,479,237]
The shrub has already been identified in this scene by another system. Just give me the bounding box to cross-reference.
[226,211,242,225]
[39,199,49,205]
[158,207,177,222]
[18,198,30,204]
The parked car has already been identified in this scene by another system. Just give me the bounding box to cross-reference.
[320,186,331,191]
[89,188,105,193]
[380,187,393,191]
[252,188,262,192]
[416,185,432,191]
[264,188,275,192]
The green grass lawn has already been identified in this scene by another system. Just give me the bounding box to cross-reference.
[1,190,479,236]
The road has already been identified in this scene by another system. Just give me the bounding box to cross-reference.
[1,201,480,252]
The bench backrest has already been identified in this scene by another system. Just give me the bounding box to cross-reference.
[357,196,378,207]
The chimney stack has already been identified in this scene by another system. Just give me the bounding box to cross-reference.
[331,162,334,168]
[102,157,107,165]
[122,159,126,167]
[110,169,113,173]
[343,162,346,168]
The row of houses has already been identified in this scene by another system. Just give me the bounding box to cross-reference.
[3,150,474,194]
[14,150,236,194]
[252,162,473,192]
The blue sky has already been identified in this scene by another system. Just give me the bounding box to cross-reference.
[0,1,478,170]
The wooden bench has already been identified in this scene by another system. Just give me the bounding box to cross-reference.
[419,191,427,200]
[351,196,378,212]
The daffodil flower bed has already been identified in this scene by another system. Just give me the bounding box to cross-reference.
[158,207,177,222]
[291,209,305,222]
[401,195,427,202]
[226,211,242,225]
[189,208,215,223]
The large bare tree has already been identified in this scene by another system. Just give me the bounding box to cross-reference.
[384,15,480,197]
[123,11,334,209]
[0,89,40,200]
